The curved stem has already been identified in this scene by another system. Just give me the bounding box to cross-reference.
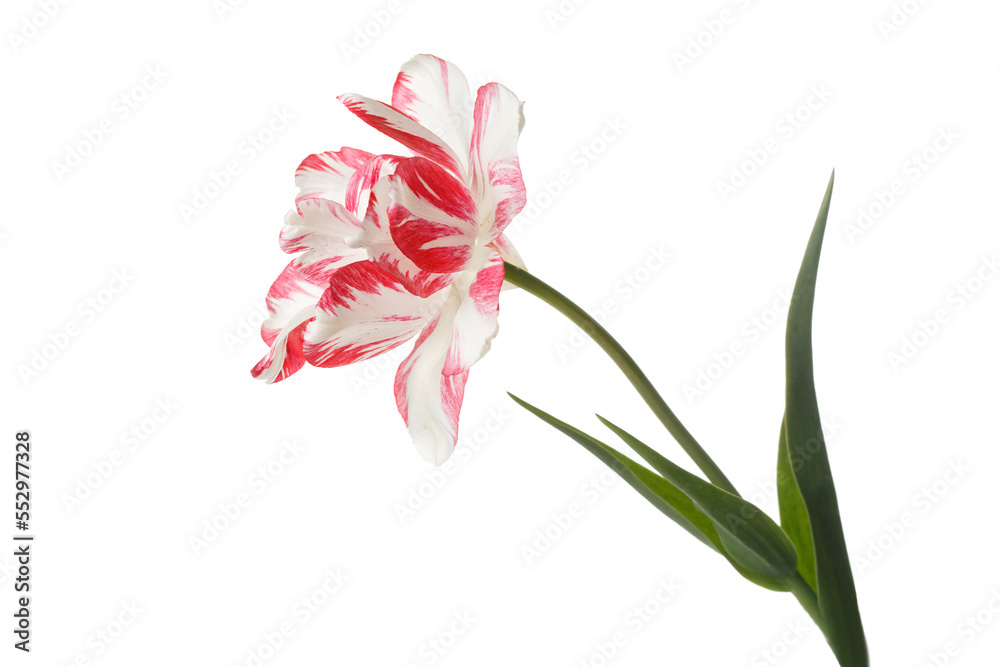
[503,262,739,496]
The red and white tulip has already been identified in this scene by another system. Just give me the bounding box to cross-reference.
[253,55,527,465]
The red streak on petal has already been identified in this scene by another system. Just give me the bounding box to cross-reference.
[345,154,402,216]
[394,158,477,221]
[441,369,468,430]
[295,147,371,175]
[373,253,454,299]
[389,209,472,275]
[437,56,450,99]
[338,95,462,178]
[392,72,418,115]
[308,339,397,368]
[468,260,504,315]
[317,262,404,312]
[252,319,310,382]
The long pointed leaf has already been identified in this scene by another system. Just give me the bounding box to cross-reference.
[510,392,799,592]
[597,416,798,590]
[781,171,867,665]
[509,393,723,553]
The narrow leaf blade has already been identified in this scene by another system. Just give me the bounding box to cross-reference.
[777,413,817,592]
[508,393,723,553]
[783,171,867,665]
[598,416,798,590]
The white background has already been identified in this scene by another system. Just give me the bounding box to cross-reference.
[2,0,998,665]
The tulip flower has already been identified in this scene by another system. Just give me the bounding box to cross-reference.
[253,55,526,465]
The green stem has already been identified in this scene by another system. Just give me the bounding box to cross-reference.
[786,572,823,631]
[503,262,739,496]
[787,573,868,667]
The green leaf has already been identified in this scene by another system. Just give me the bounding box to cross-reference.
[781,171,868,665]
[508,393,724,554]
[776,414,817,592]
[509,392,798,592]
[597,416,798,591]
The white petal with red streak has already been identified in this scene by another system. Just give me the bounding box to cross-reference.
[252,260,329,384]
[343,154,403,221]
[387,157,479,278]
[391,55,472,174]
[469,83,527,241]
[279,198,366,283]
[358,174,455,299]
[303,261,445,368]
[251,306,312,384]
[338,93,466,179]
[294,147,373,206]
[442,247,504,376]
[488,233,526,292]
[394,290,468,465]
[489,233,526,269]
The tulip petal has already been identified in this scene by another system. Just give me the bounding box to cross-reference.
[256,198,369,383]
[442,247,504,375]
[303,261,445,368]
[279,198,366,282]
[392,54,473,174]
[358,173,455,299]
[343,154,403,221]
[338,93,466,180]
[470,83,527,240]
[489,232,526,271]
[252,260,329,384]
[294,147,374,208]
[387,157,478,276]
[251,311,311,384]
[489,233,526,292]
[394,290,469,465]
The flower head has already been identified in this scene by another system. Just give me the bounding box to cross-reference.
[253,55,527,465]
